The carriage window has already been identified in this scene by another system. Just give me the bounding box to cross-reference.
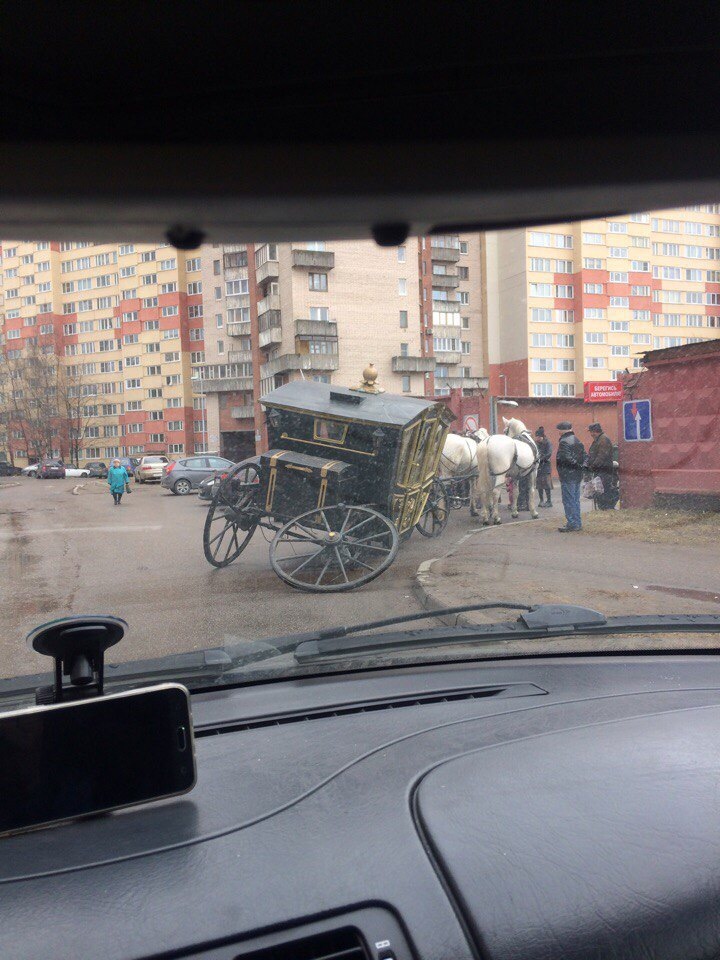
[313,418,348,444]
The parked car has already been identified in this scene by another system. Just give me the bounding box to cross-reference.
[0,461,22,477]
[37,458,66,479]
[198,462,240,502]
[161,455,234,495]
[20,463,39,477]
[64,466,90,478]
[135,455,170,483]
[83,460,108,478]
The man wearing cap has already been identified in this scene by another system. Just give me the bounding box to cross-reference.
[556,421,585,532]
[587,422,615,510]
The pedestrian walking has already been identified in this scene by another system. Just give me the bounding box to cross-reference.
[556,421,585,532]
[586,422,617,510]
[107,458,130,506]
[534,426,553,508]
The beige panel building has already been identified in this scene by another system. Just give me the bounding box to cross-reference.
[199,236,486,460]
[484,204,720,399]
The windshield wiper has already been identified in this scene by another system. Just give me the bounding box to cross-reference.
[293,604,720,662]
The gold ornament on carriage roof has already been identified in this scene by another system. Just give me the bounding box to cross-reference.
[353,362,385,394]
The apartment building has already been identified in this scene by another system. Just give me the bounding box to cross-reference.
[484,205,720,398]
[199,237,486,460]
[0,240,205,466]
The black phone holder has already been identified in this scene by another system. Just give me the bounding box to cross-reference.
[28,616,127,705]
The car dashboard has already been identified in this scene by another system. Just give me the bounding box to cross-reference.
[2,652,720,960]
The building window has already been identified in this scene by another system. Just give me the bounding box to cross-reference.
[217,340,224,354]
[185,257,201,271]
[399,310,408,329]
[215,286,222,300]
[585,332,607,344]
[557,383,576,397]
[309,272,328,291]
[213,260,221,275]
[187,281,202,295]
[611,321,630,331]
[584,283,603,294]
[531,333,552,347]
[531,358,554,372]
[457,291,469,304]
[401,376,411,392]
[216,313,223,328]
[532,383,554,397]
[460,241,468,254]
[585,357,606,368]
[457,266,469,280]
[398,278,407,296]
[531,308,552,322]
[397,246,406,262]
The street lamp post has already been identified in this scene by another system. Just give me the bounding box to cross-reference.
[489,396,519,434]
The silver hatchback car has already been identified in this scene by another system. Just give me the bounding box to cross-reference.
[161,455,234,495]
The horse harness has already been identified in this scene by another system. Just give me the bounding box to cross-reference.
[440,436,480,479]
[483,429,539,478]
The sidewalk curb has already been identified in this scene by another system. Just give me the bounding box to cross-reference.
[412,517,535,627]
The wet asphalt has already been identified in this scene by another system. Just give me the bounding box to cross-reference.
[0,477,476,679]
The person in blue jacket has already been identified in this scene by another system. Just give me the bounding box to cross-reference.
[107,458,129,506]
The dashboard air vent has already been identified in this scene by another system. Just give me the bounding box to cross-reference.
[236,927,367,960]
[196,682,545,737]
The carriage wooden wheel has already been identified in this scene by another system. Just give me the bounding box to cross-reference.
[270,504,399,592]
[415,479,450,538]
[203,462,261,568]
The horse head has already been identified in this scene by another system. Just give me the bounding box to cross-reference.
[501,416,527,438]
[469,427,489,442]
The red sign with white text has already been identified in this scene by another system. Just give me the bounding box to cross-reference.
[584,381,624,403]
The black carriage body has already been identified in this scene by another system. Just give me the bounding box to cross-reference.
[260,449,357,520]
[259,381,455,535]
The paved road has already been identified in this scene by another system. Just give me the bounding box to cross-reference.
[0,477,480,679]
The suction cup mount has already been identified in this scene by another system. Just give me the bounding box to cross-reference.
[28,615,127,705]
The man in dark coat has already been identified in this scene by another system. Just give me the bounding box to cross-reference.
[556,421,585,532]
[586,422,616,510]
[534,426,553,507]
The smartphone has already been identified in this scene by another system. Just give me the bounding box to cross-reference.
[0,683,196,837]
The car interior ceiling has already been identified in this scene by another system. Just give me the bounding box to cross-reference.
[3,4,720,960]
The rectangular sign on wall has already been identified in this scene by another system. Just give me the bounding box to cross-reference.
[623,399,653,442]
[584,381,624,402]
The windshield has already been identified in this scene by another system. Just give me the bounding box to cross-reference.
[1,216,719,696]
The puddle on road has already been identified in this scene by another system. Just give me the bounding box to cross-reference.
[645,585,720,604]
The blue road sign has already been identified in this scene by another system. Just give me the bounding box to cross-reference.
[623,399,653,442]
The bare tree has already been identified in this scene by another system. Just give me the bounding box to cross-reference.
[0,345,99,464]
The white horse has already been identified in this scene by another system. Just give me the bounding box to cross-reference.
[438,431,484,516]
[471,417,540,523]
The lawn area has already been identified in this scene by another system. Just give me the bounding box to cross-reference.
[583,507,720,546]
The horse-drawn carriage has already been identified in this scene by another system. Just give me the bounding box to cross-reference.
[202,376,455,591]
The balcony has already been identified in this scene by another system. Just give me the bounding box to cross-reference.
[432,322,462,339]
[257,293,281,317]
[260,353,339,378]
[227,349,252,364]
[202,376,254,393]
[431,301,461,315]
[292,249,335,270]
[227,320,251,338]
[230,404,254,419]
[392,355,435,373]
[295,318,338,339]
[431,273,460,289]
[259,325,282,349]
[197,364,253,393]
[256,258,279,285]
[430,242,461,263]
[435,351,462,365]
[436,376,489,391]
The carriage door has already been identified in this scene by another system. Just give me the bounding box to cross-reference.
[392,410,443,535]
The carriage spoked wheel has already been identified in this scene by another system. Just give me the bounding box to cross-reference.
[415,479,450,538]
[270,504,399,592]
[203,462,260,568]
